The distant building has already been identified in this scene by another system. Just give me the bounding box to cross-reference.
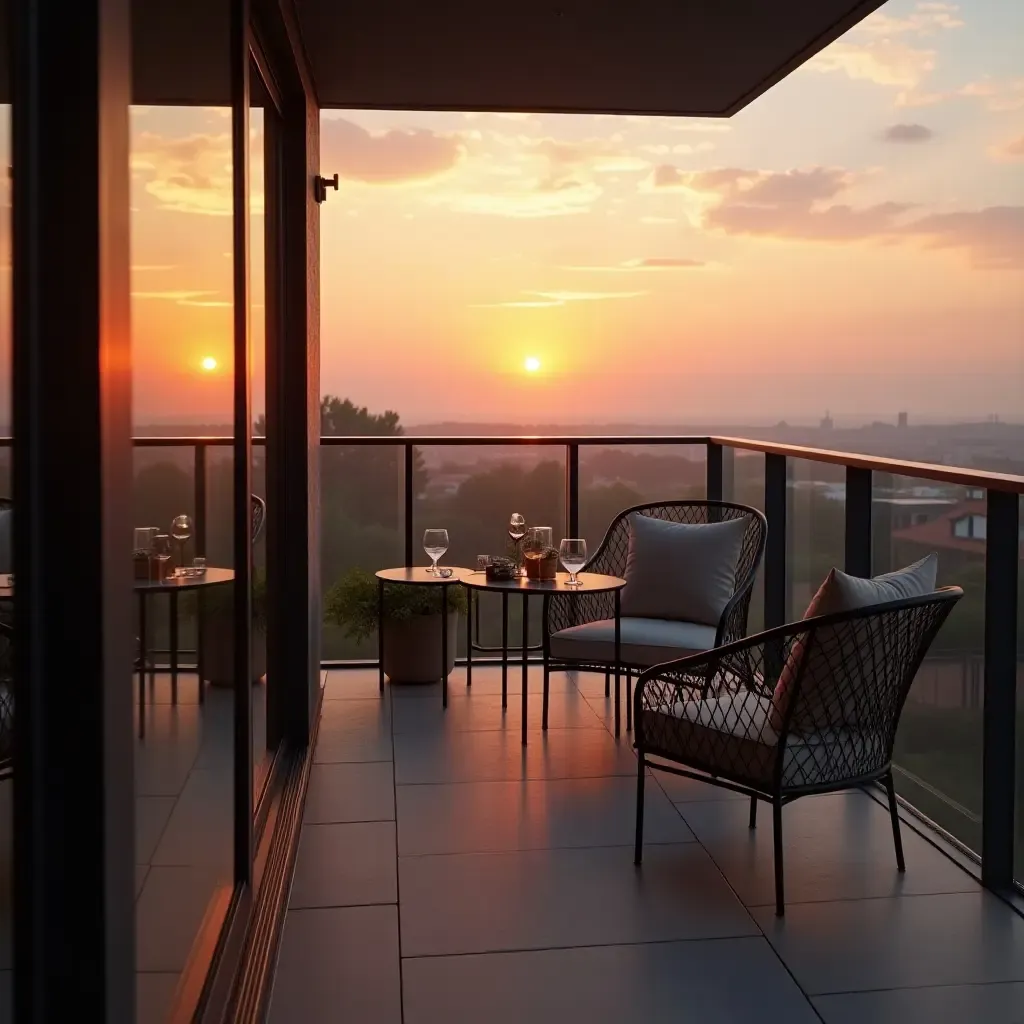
[819,410,834,430]
[898,411,908,429]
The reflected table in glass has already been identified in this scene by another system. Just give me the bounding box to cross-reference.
[375,567,472,709]
[460,572,626,745]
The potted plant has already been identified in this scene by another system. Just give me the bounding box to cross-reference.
[199,571,268,686]
[325,568,466,684]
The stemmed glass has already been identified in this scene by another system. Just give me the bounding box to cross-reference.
[423,529,449,575]
[559,538,587,587]
[171,514,193,575]
[508,513,526,575]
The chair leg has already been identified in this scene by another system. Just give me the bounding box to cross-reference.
[884,772,906,872]
[625,668,632,732]
[748,796,757,829]
[605,668,610,697]
[772,798,785,917]
[634,753,645,865]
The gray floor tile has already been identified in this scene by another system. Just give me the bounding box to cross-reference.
[134,707,201,796]
[136,972,180,1024]
[392,688,604,733]
[813,983,1024,1024]
[290,822,397,909]
[399,842,756,957]
[391,665,575,699]
[135,865,228,972]
[323,668,392,700]
[650,765,747,802]
[314,699,393,764]
[398,776,692,856]
[394,727,637,785]
[136,864,150,899]
[269,906,401,1024]
[151,769,232,869]
[136,796,176,865]
[403,936,820,1024]
[680,791,980,907]
[304,762,395,824]
[0,972,9,1024]
[752,891,1024,994]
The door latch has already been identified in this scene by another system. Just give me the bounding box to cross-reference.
[314,173,339,203]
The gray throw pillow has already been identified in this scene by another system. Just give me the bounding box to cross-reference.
[619,513,748,627]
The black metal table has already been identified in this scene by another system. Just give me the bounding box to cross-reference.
[136,568,234,728]
[375,566,471,708]
[460,571,626,745]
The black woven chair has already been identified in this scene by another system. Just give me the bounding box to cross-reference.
[542,500,767,729]
[252,493,267,546]
[633,587,962,916]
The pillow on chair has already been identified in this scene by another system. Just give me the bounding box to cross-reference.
[620,513,747,626]
[770,554,938,731]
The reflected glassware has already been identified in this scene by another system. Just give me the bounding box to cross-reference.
[170,514,193,574]
[559,538,588,587]
[423,528,449,575]
[192,557,207,577]
[508,513,527,575]
[152,534,173,583]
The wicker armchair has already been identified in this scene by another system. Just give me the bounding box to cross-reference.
[542,500,767,729]
[633,587,962,915]
[252,493,267,545]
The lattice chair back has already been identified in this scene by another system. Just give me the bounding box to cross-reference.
[636,587,961,796]
[584,500,766,642]
[251,494,267,546]
[773,589,961,789]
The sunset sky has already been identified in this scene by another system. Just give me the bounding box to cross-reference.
[3,0,1023,428]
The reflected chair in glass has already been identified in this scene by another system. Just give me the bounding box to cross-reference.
[542,500,767,730]
[633,587,963,916]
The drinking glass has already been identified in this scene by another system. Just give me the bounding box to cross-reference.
[508,513,526,574]
[559,538,587,587]
[171,514,192,574]
[152,534,173,582]
[423,529,449,575]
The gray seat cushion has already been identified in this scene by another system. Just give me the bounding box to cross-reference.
[620,513,747,626]
[549,616,717,668]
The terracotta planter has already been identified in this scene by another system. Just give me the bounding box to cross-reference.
[201,604,267,686]
[382,610,458,685]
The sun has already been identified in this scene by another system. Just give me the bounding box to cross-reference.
[524,356,541,373]
[200,356,218,372]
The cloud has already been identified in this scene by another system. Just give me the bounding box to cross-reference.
[471,290,646,309]
[320,118,464,184]
[990,135,1024,161]
[131,132,239,216]
[956,77,1024,112]
[450,180,603,218]
[131,289,229,306]
[882,123,934,143]
[563,257,705,272]
[686,164,1024,268]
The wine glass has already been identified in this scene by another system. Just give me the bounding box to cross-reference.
[508,513,526,574]
[171,514,192,574]
[559,538,587,587]
[423,528,449,575]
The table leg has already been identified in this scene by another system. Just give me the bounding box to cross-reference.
[441,583,449,710]
[501,592,508,711]
[197,590,206,704]
[521,593,529,746]
[466,590,473,688]
[378,579,385,694]
[138,594,147,739]
[614,590,621,737]
[169,591,179,705]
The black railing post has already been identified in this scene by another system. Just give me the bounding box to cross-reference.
[706,442,723,503]
[566,443,579,538]
[844,466,873,578]
[981,489,1019,891]
[404,442,415,566]
[764,454,788,632]
[194,443,207,557]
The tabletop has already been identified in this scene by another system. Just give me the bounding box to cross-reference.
[375,566,473,586]
[134,567,235,593]
[460,571,626,594]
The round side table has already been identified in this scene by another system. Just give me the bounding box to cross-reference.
[460,572,626,745]
[375,567,472,708]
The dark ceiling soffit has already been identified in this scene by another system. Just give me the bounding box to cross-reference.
[719,0,888,117]
[317,0,889,117]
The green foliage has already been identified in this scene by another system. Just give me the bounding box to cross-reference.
[185,569,269,633]
[325,568,467,643]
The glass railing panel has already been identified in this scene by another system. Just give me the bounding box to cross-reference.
[1014,494,1024,884]
[732,451,766,634]
[877,472,985,855]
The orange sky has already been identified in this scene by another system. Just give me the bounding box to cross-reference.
[2,0,1022,428]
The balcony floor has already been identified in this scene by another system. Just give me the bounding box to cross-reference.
[268,666,1024,1024]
